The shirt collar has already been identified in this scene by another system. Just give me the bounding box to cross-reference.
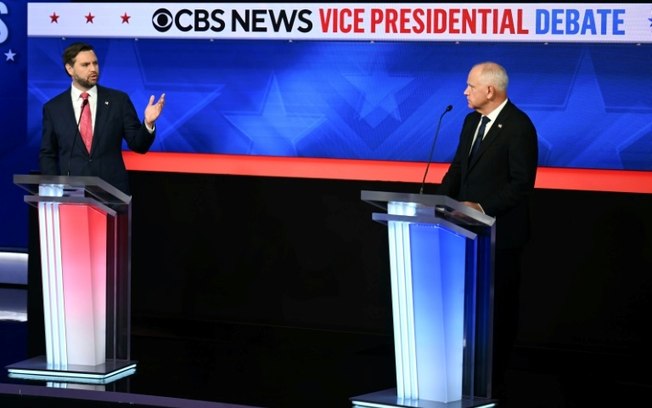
[70,85,98,102]
[484,98,508,123]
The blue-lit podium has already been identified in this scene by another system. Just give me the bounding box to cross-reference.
[352,191,496,408]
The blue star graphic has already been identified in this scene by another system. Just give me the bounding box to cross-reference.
[223,76,325,155]
[649,17,652,27]
[344,59,414,128]
[4,49,16,62]
[541,50,652,169]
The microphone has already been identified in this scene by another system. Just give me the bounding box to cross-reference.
[419,104,453,194]
[67,98,88,176]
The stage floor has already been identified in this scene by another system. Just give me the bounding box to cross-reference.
[2,315,651,407]
[1,316,399,407]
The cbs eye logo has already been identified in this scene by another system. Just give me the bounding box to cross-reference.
[152,8,173,32]
[151,7,226,33]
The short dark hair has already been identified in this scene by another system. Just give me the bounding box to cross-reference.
[62,42,94,75]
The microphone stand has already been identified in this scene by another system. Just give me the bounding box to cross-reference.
[67,98,88,176]
[419,105,453,194]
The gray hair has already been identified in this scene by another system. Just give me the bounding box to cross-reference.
[476,62,509,92]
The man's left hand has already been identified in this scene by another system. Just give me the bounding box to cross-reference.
[144,93,166,128]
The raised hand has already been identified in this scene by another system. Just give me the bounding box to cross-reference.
[144,93,165,128]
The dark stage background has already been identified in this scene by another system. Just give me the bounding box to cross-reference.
[129,172,652,405]
[129,170,652,349]
[11,170,652,407]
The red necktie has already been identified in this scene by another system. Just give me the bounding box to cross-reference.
[79,92,93,153]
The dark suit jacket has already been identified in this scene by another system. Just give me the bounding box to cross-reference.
[438,100,538,249]
[40,85,155,194]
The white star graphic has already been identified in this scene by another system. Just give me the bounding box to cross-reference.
[4,49,16,62]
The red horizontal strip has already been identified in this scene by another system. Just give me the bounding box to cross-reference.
[123,151,652,194]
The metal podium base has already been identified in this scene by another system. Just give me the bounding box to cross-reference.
[351,389,497,408]
[6,356,137,385]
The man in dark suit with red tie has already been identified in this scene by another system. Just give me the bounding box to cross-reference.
[30,42,165,359]
[39,42,165,194]
[437,62,539,403]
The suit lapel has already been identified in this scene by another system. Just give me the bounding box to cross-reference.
[65,93,77,130]
[91,86,109,153]
[467,102,514,169]
[65,89,89,156]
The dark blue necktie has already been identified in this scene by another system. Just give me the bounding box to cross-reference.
[469,116,490,162]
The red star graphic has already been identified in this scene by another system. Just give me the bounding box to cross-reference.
[121,12,131,24]
[50,12,59,23]
[85,12,95,24]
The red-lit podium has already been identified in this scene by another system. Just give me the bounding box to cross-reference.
[7,175,136,384]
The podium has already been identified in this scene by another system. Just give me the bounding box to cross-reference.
[351,191,496,408]
[7,175,136,384]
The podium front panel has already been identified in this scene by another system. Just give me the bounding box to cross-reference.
[360,191,495,405]
[9,175,134,383]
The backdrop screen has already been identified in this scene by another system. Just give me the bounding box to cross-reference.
[26,3,652,171]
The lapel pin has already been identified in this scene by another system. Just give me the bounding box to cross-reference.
[498,123,503,128]
[105,101,109,106]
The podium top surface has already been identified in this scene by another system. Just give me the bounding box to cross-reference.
[361,190,495,228]
[13,174,131,208]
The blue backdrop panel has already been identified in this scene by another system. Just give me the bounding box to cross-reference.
[3,1,652,248]
[26,38,652,171]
